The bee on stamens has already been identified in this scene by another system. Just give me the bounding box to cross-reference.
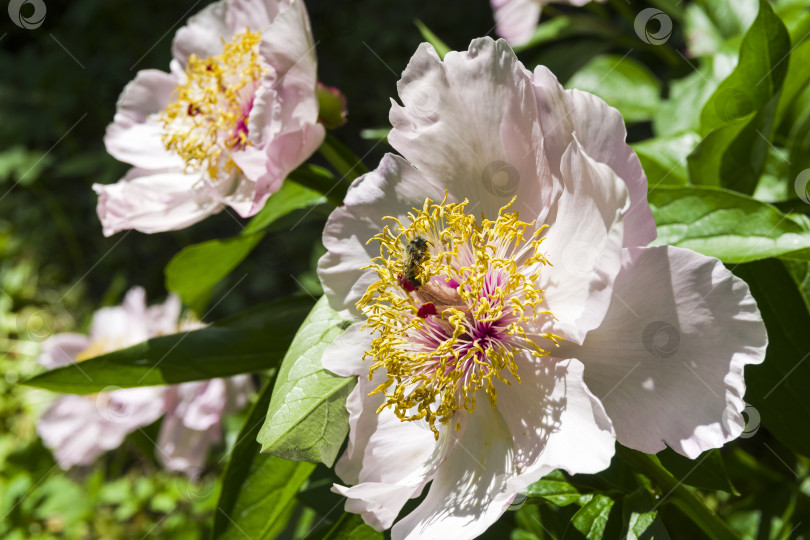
[398,236,429,291]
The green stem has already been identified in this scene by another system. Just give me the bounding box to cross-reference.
[318,133,368,184]
[618,446,741,540]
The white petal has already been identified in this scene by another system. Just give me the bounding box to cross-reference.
[491,0,541,46]
[532,66,656,247]
[93,168,224,236]
[318,154,446,319]
[38,333,91,369]
[495,356,615,483]
[392,404,515,540]
[322,322,372,378]
[389,38,555,221]
[104,69,184,170]
[539,139,628,344]
[171,0,231,64]
[145,293,182,336]
[559,246,767,458]
[335,373,443,530]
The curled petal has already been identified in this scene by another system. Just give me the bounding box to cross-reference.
[558,246,767,458]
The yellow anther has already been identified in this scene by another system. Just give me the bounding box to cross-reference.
[358,196,561,438]
[157,29,267,179]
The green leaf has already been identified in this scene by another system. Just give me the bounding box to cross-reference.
[24,297,313,393]
[652,55,734,137]
[258,296,354,466]
[656,448,737,494]
[688,0,791,194]
[631,132,700,186]
[525,472,593,508]
[622,489,670,540]
[735,259,810,457]
[165,233,264,313]
[165,180,325,311]
[285,164,345,207]
[564,494,616,539]
[414,19,451,60]
[648,185,810,262]
[774,13,810,131]
[319,133,368,183]
[566,55,662,123]
[304,512,382,540]
[214,378,316,540]
[243,179,327,234]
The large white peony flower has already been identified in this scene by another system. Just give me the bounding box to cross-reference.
[94,0,324,235]
[36,287,253,475]
[317,38,767,539]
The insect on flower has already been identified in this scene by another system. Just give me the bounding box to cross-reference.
[398,236,430,291]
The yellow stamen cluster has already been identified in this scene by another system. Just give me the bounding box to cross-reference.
[358,196,558,438]
[158,29,266,179]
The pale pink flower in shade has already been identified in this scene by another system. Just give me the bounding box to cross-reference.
[94,0,324,236]
[36,287,254,474]
[491,0,605,46]
[317,38,767,539]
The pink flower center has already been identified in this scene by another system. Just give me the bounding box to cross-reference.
[157,29,266,179]
[358,197,560,437]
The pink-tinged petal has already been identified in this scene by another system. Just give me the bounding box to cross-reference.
[391,404,515,540]
[38,333,91,369]
[318,154,446,319]
[224,375,255,411]
[89,287,150,348]
[226,0,284,34]
[171,0,231,65]
[165,380,228,432]
[334,482,416,532]
[156,411,222,476]
[93,168,223,236]
[38,387,164,469]
[558,246,767,458]
[539,139,628,345]
[245,121,325,215]
[495,356,614,484]
[104,70,183,170]
[532,66,656,247]
[145,293,182,336]
[230,146,270,183]
[322,322,372,378]
[389,39,555,221]
[491,0,541,46]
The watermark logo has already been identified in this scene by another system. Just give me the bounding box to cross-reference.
[713,88,754,123]
[642,321,680,359]
[795,169,810,203]
[8,0,46,30]
[17,309,55,342]
[634,8,673,45]
[481,160,519,198]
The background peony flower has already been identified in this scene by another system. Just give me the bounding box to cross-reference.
[317,38,767,539]
[94,0,325,235]
[36,287,254,474]
[491,0,605,46]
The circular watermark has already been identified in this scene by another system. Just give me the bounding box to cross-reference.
[176,470,216,500]
[641,321,680,359]
[481,161,520,198]
[96,386,138,423]
[508,491,527,511]
[634,8,673,45]
[405,82,440,118]
[794,169,810,203]
[713,88,754,123]
[738,404,760,439]
[8,0,46,29]
[17,309,55,342]
[560,240,600,277]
